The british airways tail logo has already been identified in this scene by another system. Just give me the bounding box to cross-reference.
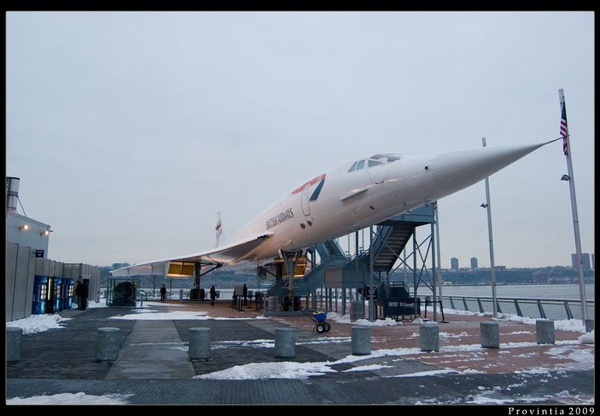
[291,173,326,201]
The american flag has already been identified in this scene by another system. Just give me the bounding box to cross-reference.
[560,97,569,156]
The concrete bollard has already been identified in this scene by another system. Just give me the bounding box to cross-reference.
[189,327,211,360]
[480,321,500,349]
[351,325,371,355]
[7,327,23,363]
[275,328,296,358]
[536,319,555,344]
[585,319,594,333]
[96,327,121,362]
[420,322,439,352]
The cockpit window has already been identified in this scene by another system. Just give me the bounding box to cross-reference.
[371,153,402,163]
[347,153,401,173]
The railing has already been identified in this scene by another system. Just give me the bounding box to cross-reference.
[442,295,594,321]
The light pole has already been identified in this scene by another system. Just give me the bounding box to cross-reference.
[482,137,498,318]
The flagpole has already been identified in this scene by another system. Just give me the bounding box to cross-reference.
[558,89,587,324]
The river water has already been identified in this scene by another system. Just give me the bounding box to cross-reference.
[436,283,594,300]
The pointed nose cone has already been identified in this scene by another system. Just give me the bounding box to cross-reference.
[429,142,547,196]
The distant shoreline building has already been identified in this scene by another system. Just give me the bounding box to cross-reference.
[470,257,478,269]
[571,253,593,270]
[450,257,459,271]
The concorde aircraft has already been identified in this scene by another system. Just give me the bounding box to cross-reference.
[110,140,557,280]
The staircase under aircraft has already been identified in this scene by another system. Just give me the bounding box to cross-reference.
[265,203,437,318]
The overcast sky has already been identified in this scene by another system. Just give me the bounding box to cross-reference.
[6,11,594,269]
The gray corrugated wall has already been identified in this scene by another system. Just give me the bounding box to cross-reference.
[6,243,36,321]
[5,241,101,322]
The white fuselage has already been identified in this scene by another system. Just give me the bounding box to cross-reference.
[109,141,550,277]
[228,142,545,262]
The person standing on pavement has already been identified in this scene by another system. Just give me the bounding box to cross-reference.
[74,280,83,310]
[210,285,217,306]
[160,284,167,301]
[75,280,88,310]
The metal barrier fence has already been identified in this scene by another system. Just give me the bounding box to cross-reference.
[442,295,594,321]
